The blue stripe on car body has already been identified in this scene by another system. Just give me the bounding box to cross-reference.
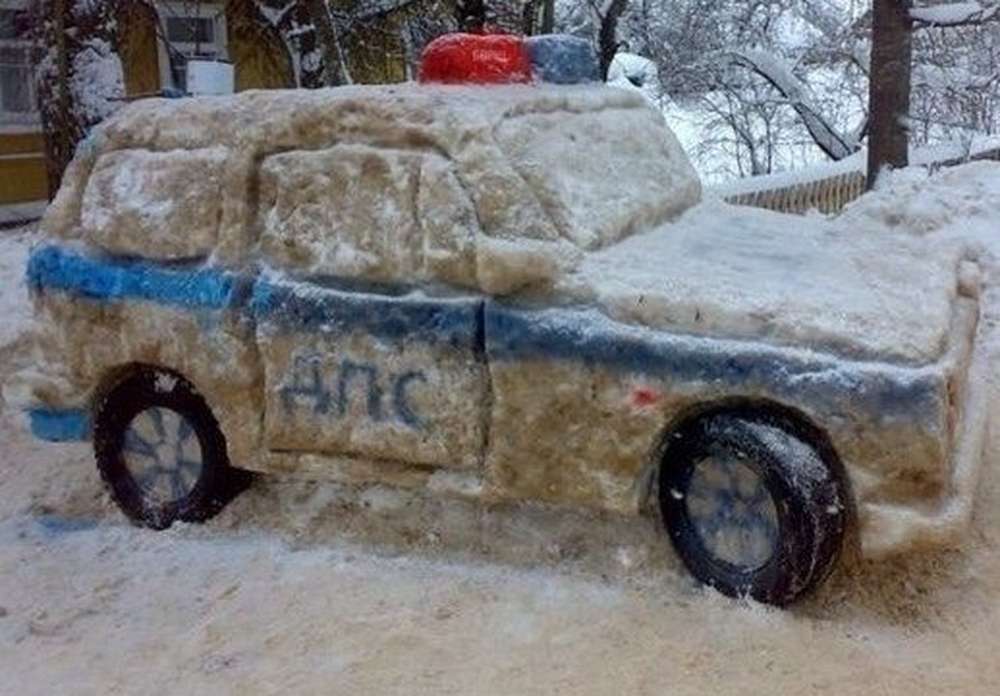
[29,408,91,442]
[483,304,943,423]
[24,245,941,431]
[26,245,242,311]
[250,276,483,350]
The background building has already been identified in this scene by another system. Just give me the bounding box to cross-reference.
[1,0,46,206]
[1,0,443,206]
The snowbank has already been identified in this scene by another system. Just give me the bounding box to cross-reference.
[840,161,1000,244]
[0,227,36,352]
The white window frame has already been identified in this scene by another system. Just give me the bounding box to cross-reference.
[155,1,229,91]
[0,0,38,127]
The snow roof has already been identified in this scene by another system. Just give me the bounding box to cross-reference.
[48,82,701,295]
[86,84,700,256]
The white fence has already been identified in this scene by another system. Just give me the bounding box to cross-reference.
[720,147,1000,215]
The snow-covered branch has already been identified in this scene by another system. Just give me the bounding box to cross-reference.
[727,49,860,161]
[914,61,998,90]
[257,1,298,27]
[911,2,1000,27]
[349,0,423,23]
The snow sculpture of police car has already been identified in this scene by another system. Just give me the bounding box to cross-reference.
[19,33,989,605]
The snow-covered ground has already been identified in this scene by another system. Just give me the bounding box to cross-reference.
[0,226,34,351]
[4,163,1000,693]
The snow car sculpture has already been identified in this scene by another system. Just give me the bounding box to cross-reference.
[18,34,989,605]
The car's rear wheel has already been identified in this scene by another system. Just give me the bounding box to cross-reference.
[659,411,847,605]
[93,367,249,529]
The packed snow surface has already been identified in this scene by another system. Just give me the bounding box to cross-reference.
[0,228,35,351]
[841,161,1000,243]
[53,82,700,297]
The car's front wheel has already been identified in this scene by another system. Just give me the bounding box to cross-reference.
[93,367,250,529]
[659,411,848,605]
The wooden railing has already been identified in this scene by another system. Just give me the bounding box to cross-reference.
[720,147,1000,215]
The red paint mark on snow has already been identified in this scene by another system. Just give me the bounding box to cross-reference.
[631,387,661,408]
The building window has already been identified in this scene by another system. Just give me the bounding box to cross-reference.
[0,5,37,125]
[157,2,228,92]
[165,16,216,46]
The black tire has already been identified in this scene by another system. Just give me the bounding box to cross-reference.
[93,366,250,529]
[659,412,847,606]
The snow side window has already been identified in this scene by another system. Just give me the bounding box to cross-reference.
[0,7,37,124]
[157,3,227,92]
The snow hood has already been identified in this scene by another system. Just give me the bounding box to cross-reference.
[559,192,977,365]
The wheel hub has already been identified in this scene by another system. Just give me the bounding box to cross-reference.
[684,453,779,570]
[122,406,204,504]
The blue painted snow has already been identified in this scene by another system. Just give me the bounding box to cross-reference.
[24,244,939,428]
[526,35,600,85]
[484,304,942,422]
[26,245,241,312]
[250,278,483,350]
[34,514,99,537]
[28,408,91,442]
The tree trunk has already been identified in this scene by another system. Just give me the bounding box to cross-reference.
[40,0,78,198]
[522,0,537,35]
[598,0,629,80]
[305,0,348,86]
[455,0,487,31]
[867,0,913,190]
[540,0,555,34]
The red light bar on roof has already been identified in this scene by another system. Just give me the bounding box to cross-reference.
[420,34,532,85]
[419,33,600,86]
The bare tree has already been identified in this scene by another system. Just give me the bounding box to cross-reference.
[33,0,125,195]
[866,1,1000,188]
[454,0,487,29]
[303,0,350,85]
[596,0,630,78]
[541,0,555,33]
[867,0,913,189]
[728,49,862,161]
[48,0,73,193]
[910,18,1000,150]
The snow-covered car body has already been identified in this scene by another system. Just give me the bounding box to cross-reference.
[20,82,986,565]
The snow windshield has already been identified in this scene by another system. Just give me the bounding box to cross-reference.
[494,102,701,251]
